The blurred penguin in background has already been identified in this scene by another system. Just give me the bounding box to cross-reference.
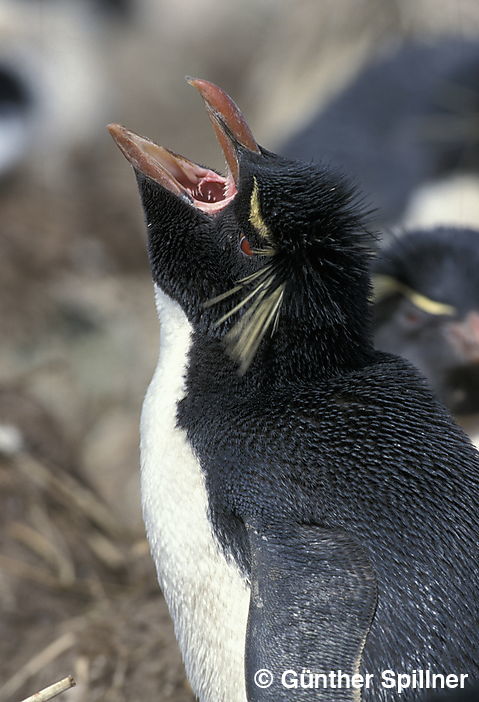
[0,0,132,183]
[282,37,479,439]
[281,38,479,229]
[373,227,479,440]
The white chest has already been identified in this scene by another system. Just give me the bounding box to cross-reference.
[140,287,249,702]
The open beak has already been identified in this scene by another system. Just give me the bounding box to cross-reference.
[108,78,259,214]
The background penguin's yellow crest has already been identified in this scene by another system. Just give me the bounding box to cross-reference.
[373,274,456,316]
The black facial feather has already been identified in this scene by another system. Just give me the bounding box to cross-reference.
[137,171,237,326]
[235,150,370,256]
[205,152,375,374]
[135,145,376,377]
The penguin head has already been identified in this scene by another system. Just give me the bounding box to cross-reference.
[373,227,479,413]
[109,79,373,375]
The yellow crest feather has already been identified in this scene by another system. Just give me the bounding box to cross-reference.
[249,177,272,242]
[373,274,456,316]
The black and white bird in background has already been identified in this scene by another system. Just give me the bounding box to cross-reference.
[283,38,479,437]
[109,79,479,702]
[281,38,479,229]
[0,0,133,181]
[373,227,479,437]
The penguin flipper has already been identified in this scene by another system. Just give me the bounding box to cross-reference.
[244,520,377,701]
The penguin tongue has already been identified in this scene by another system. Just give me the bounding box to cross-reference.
[108,79,259,213]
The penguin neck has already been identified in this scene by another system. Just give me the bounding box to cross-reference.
[184,316,375,403]
[266,318,375,381]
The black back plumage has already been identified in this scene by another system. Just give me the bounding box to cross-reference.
[374,227,479,413]
[282,39,479,225]
[178,339,479,697]
[110,81,479,701]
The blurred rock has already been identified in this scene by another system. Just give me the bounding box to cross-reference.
[404,175,479,230]
[0,423,23,456]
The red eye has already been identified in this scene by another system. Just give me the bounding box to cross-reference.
[240,236,253,256]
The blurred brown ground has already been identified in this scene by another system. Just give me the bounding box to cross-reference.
[2,1,479,700]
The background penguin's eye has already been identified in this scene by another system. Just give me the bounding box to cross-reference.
[240,236,253,256]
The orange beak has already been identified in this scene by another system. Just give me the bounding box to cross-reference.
[108,78,260,213]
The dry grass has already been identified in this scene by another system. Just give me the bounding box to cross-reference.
[20,676,76,702]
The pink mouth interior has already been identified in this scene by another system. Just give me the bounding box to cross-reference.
[144,141,237,213]
[171,161,237,213]
[108,124,238,214]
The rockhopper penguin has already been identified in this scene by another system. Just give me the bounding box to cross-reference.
[373,227,479,418]
[109,80,479,702]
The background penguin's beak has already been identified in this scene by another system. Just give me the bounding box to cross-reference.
[108,78,260,212]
